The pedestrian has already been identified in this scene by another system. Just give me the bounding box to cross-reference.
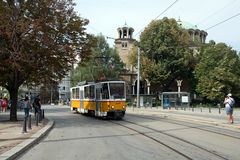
[0,97,2,112]
[1,98,7,112]
[33,95,41,116]
[23,96,31,118]
[223,93,235,124]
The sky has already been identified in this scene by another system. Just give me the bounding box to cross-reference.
[74,0,240,51]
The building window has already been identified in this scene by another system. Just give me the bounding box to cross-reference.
[122,42,127,48]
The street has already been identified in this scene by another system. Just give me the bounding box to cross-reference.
[17,105,240,160]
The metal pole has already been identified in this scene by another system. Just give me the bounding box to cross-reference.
[136,47,140,109]
[36,112,39,126]
[22,116,27,133]
[42,109,45,119]
[39,109,42,123]
[50,87,52,104]
[28,115,32,129]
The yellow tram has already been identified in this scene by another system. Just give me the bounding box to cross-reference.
[70,81,126,119]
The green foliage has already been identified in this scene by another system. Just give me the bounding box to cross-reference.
[0,0,91,120]
[195,42,240,102]
[137,17,193,90]
[71,34,126,86]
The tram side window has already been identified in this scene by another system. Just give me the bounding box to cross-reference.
[72,88,76,99]
[102,83,109,99]
[89,85,95,99]
[76,88,80,99]
[84,85,95,99]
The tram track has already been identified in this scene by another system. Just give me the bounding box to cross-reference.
[110,119,229,160]
[127,113,240,140]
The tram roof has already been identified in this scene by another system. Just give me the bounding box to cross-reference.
[77,81,95,86]
[76,80,125,86]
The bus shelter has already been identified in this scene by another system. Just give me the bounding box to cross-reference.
[161,92,190,109]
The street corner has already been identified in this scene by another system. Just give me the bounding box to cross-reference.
[0,118,54,160]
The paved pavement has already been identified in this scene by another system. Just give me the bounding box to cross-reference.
[0,109,54,160]
[0,105,239,160]
[127,106,240,130]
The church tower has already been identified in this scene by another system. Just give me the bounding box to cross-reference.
[115,23,135,70]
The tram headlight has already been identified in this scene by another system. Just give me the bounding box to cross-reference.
[111,106,114,109]
[123,106,125,109]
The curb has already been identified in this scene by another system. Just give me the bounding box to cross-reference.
[127,109,240,130]
[0,119,55,160]
[161,113,240,130]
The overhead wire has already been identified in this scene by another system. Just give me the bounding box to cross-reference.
[197,0,237,26]
[133,0,179,38]
[87,24,116,41]
[205,12,240,31]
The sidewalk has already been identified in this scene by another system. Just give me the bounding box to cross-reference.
[126,107,240,130]
[0,110,54,160]
[0,106,239,160]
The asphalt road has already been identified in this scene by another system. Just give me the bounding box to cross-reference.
[17,105,240,160]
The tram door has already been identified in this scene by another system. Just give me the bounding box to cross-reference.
[96,88,101,115]
[80,89,84,110]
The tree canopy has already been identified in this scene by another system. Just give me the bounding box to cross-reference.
[131,17,193,90]
[71,34,126,86]
[195,41,240,102]
[0,0,91,120]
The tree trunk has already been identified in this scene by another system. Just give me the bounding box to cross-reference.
[9,87,19,121]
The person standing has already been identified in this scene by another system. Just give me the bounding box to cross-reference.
[23,96,31,118]
[1,98,7,112]
[223,93,235,124]
[33,95,41,115]
[0,97,2,112]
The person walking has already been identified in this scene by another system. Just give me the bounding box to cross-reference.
[23,96,31,118]
[223,93,235,124]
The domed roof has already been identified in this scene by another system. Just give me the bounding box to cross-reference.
[177,19,198,30]
[118,22,134,31]
[123,22,129,28]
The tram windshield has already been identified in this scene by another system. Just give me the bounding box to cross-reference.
[109,83,125,99]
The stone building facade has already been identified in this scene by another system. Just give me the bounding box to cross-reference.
[115,20,208,98]
[115,23,151,98]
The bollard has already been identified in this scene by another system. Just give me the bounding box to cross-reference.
[218,104,221,114]
[209,107,211,113]
[200,107,202,112]
[39,110,42,123]
[42,109,45,119]
[36,112,39,126]
[28,115,32,130]
[192,107,194,112]
[22,116,27,133]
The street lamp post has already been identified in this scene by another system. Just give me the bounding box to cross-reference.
[176,80,182,93]
[136,47,141,109]
[176,80,182,97]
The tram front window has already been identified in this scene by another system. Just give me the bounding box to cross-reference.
[109,83,125,99]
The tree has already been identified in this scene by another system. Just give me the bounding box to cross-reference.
[71,34,126,86]
[130,17,192,90]
[0,0,91,121]
[195,41,240,102]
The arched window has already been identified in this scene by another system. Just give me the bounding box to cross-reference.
[122,42,128,48]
